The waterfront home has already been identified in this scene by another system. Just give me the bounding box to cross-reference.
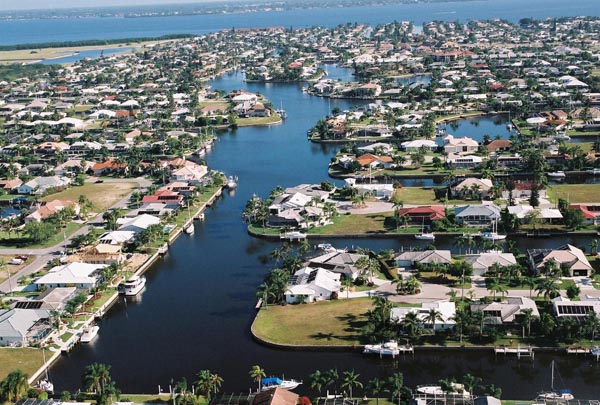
[34,262,106,290]
[356,153,394,169]
[397,206,446,225]
[353,183,394,199]
[0,308,52,347]
[470,296,539,325]
[99,230,136,245]
[252,387,299,405]
[455,204,501,226]
[442,134,478,154]
[25,199,80,223]
[552,296,600,319]
[507,205,563,223]
[78,244,125,265]
[284,267,341,304]
[400,139,438,152]
[391,301,456,331]
[500,181,546,200]
[446,154,483,168]
[307,251,367,280]
[169,162,208,184]
[451,178,493,200]
[395,250,452,269]
[464,252,517,277]
[284,184,333,200]
[569,204,600,225]
[527,244,592,277]
[13,287,77,312]
[53,159,94,176]
[357,142,395,154]
[117,214,161,233]
[17,175,71,195]
[486,139,512,153]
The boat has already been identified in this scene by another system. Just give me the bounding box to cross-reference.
[591,346,600,356]
[548,171,566,178]
[587,168,600,175]
[38,379,54,394]
[481,219,506,241]
[280,231,306,240]
[261,377,302,391]
[118,275,146,296]
[226,175,238,189]
[554,132,571,141]
[416,383,470,398]
[536,360,575,401]
[363,340,401,356]
[415,232,435,241]
[275,109,287,119]
[80,325,100,343]
[184,222,195,234]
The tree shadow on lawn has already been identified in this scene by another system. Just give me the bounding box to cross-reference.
[336,312,368,332]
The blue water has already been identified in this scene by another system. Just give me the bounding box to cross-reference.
[1,0,599,45]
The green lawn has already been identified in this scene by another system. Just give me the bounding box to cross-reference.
[237,115,281,126]
[311,213,392,235]
[252,298,373,346]
[120,394,208,404]
[0,347,44,381]
[87,289,117,312]
[547,184,600,204]
[60,332,73,342]
[0,221,83,249]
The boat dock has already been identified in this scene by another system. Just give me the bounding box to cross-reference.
[494,345,534,359]
[566,347,600,361]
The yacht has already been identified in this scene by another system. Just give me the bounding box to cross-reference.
[275,109,287,119]
[587,168,600,175]
[548,170,566,178]
[536,361,575,402]
[184,222,195,235]
[226,175,238,189]
[416,383,470,398]
[80,325,100,343]
[118,275,146,296]
[363,340,402,356]
[38,379,54,394]
[261,377,302,391]
[481,232,507,241]
[554,132,571,141]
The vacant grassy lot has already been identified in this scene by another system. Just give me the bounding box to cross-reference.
[547,184,600,204]
[311,212,392,235]
[41,182,137,211]
[0,221,83,249]
[0,348,44,381]
[252,298,373,346]
[237,115,282,126]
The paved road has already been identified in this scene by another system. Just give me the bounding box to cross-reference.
[0,177,152,293]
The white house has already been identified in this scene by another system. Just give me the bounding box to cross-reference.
[471,296,539,325]
[17,176,71,195]
[117,214,161,233]
[284,267,341,303]
[400,139,438,152]
[391,301,456,331]
[307,251,368,280]
[442,134,478,154]
[552,296,600,318]
[0,308,52,347]
[395,250,452,269]
[34,262,106,290]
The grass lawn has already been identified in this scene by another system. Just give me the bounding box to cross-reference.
[41,182,137,212]
[252,298,373,346]
[311,213,392,235]
[120,394,206,404]
[547,184,600,204]
[0,348,44,381]
[60,332,73,342]
[87,289,117,312]
[237,115,282,126]
[393,187,473,206]
[0,221,83,249]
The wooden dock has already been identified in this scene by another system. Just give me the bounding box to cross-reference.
[567,347,600,361]
[494,345,534,359]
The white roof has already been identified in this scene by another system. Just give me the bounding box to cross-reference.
[35,262,105,286]
[392,301,456,325]
[117,214,161,233]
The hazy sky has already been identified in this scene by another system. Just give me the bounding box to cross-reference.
[0,0,222,11]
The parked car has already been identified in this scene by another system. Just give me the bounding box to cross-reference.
[8,258,24,265]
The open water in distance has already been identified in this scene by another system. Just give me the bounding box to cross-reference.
[1,0,600,45]
[47,67,600,399]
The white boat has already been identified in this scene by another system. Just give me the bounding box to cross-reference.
[587,168,600,175]
[536,360,575,401]
[118,275,146,296]
[548,171,566,178]
[415,232,435,241]
[554,132,571,141]
[591,346,600,356]
[261,377,302,391]
[363,340,401,356]
[226,175,238,189]
[80,325,99,343]
[481,232,507,241]
[280,231,307,240]
[275,109,287,119]
[416,383,470,398]
[38,379,54,394]
[184,223,195,235]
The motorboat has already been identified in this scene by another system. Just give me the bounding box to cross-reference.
[415,232,435,241]
[118,275,146,296]
[80,325,100,343]
[554,132,571,141]
[587,168,600,175]
[363,340,401,356]
[275,109,287,119]
[261,377,302,391]
[38,379,54,394]
[591,346,600,356]
[226,175,238,189]
[536,360,575,401]
[416,383,470,398]
[184,222,195,235]
[548,171,566,178]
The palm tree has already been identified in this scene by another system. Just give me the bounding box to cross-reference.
[585,312,600,341]
[366,378,385,405]
[516,308,536,337]
[249,365,266,391]
[535,277,560,301]
[0,370,29,402]
[451,309,472,343]
[341,370,363,400]
[341,277,353,299]
[423,308,444,334]
[324,368,339,393]
[309,370,325,396]
[209,373,223,399]
[401,311,421,337]
[194,370,212,400]
[591,239,599,256]
[83,363,112,394]
[386,372,404,405]
[487,278,507,299]
[522,275,537,298]
[461,374,481,396]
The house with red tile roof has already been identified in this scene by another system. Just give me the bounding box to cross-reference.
[92,159,128,176]
[397,206,446,225]
[356,153,393,168]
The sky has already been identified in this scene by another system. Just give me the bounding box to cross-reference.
[0,0,225,11]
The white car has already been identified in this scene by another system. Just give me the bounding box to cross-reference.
[8,258,24,265]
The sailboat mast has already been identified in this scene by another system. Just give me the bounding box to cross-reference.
[551,360,555,391]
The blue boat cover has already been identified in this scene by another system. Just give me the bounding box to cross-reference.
[263,378,283,385]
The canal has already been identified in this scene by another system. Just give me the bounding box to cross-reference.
[49,68,600,400]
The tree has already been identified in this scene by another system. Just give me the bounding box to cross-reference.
[401,311,421,338]
[341,370,363,400]
[535,277,560,301]
[309,370,325,395]
[423,308,444,334]
[566,284,580,300]
[249,365,266,391]
[0,370,30,402]
[461,374,481,396]
[82,363,119,405]
[193,370,222,402]
[515,308,536,337]
[584,312,600,341]
[386,372,404,405]
[366,378,385,405]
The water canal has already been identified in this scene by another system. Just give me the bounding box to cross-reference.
[49,68,600,400]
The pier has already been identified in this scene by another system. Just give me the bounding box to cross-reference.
[494,345,534,359]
